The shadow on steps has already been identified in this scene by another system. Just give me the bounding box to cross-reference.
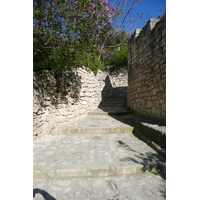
[97,77,166,159]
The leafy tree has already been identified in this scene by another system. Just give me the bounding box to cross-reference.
[33,0,142,75]
[33,0,117,75]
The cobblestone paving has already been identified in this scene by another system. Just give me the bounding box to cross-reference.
[34,132,165,179]
[33,172,166,200]
[33,113,166,199]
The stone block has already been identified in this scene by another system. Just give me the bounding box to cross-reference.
[49,127,59,135]
[159,85,165,92]
[147,101,152,108]
[43,114,55,122]
[162,104,166,112]
[163,45,166,52]
[56,115,67,123]
[160,37,166,47]
[149,18,160,30]
[155,101,159,108]
[162,28,166,37]
[162,74,166,79]
[152,107,156,114]
[156,109,161,115]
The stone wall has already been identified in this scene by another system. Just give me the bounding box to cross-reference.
[33,66,127,138]
[103,66,128,99]
[127,13,166,122]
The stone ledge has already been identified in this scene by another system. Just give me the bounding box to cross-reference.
[132,110,166,125]
[33,164,166,180]
[53,126,134,135]
[131,114,166,158]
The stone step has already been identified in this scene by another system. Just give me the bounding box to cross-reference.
[88,108,133,116]
[100,99,127,104]
[98,104,127,108]
[110,114,166,157]
[33,172,166,200]
[57,126,134,135]
[33,133,166,180]
[101,97,127,102]
[50,115,134,135]
[33,164,165,180]
[131,115,166,157]
[99,102,126,107]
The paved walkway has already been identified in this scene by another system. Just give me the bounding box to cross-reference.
[33,102,166,199]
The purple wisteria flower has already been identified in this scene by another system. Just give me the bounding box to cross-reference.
[100,0,109,5]
[93,10,99,17]
[98,44,101,51]
[90,3,96,9]
[71,0,78,4]
[104,6,109,12]
[93,21,98,27]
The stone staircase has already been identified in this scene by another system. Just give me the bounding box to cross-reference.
[33,96,166,199]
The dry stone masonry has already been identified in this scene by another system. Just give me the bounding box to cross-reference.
[33,67,128,138]
[127,13,166,122]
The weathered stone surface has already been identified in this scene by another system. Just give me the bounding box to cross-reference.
[128,13,166,121]
[33,129,166,197]
[33,66,128,138]
[33,172,165,200]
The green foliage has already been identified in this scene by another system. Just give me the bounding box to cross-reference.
[33,29,74,75]
[104,43,128,67]
[33,0,116,76]
[73,50,103,75]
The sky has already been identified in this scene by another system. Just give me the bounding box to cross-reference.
[109,0,166,33]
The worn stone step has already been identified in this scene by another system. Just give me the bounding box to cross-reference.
[33,133,166,180]
[57,127,134,135]
[98,105,127,108]
[99,103,127,107]
[88,109,133,116]
[99,100,126,104]
[50,115,134,135]
[33,163,165,180]
[111,114,166,157]
[100,98,127,101]
[33,172,166,200]
[131,115,166,157]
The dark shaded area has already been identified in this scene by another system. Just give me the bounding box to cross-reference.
[100,75,127,102]
[33,71,82,113]
[33,188,56,200]
[117,140,166,180]
[117,140,136,152]
[133,126,166,158]
[132,109,166,126]
[98,75,128,115]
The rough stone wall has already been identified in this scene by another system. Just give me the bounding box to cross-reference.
[127,13,166,121]
[109,66,128,98]
[33,67,127,138]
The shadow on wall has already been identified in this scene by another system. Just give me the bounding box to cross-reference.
[33,188,55,200]
[100,75,127,102]
[33,71,82,111]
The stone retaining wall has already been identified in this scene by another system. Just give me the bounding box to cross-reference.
[127,13,166,122]
[33,67,127,138]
